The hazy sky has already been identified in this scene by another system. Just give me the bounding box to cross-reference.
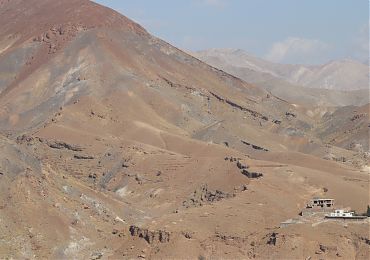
[94,0,369,65]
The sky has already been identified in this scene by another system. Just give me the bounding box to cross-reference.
[94,0,369,65]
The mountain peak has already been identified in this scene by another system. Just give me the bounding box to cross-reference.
[0,0,148,44]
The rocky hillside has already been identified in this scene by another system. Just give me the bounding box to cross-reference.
[0,1,369,259]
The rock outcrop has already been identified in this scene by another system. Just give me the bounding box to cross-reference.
[285,111,297,119]
[16,135,84,152]
[48,140,83,151]
[209,91,269,121]
[241,169,263,178]
[129,225,170,244]
[74,154,94,160]
[182,184,233,208]
[234,159,263,179]
[266,232,278,246]
[241,140,269,151]
[33,23,88,54]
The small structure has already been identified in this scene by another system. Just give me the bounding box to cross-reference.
[306,198,334,209]
[328,209,354,217]
[301,198,334,216]
[325,209,367,220]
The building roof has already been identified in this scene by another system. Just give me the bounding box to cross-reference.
[312,198,334,201]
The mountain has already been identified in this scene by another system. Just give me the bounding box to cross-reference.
[0,1,369,259]
[194,49,369,107]
[196,49,369,91]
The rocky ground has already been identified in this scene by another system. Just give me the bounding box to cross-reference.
[0,0,369,259]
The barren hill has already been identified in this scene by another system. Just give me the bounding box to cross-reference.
[0,1,369,259]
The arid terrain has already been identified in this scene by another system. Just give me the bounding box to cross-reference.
[0,0,369,259]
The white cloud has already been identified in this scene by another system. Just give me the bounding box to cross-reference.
[265,37,330,64]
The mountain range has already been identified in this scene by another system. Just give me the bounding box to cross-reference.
[195,49,369,107]
[0,1,369,259]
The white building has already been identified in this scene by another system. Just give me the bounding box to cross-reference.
[328,209,354,218]
[306,198,334,209]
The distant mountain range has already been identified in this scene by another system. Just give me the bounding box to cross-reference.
[193,49,369,107]
[195,49,369,91]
